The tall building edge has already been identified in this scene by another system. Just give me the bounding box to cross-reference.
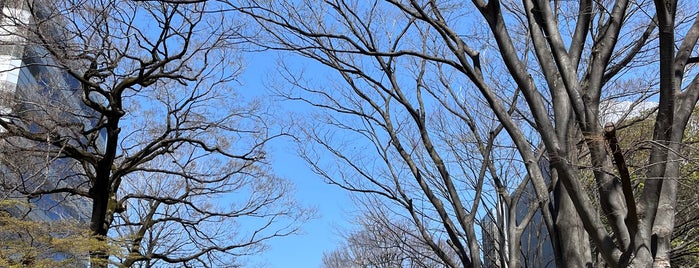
[0,1,92,266]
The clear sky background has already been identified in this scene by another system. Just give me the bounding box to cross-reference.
[239,52,354,268]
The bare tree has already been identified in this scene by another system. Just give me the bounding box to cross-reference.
[234,2,552,267]
[323,200,458,268]
[0,0,309,267]
[233,0,699,267]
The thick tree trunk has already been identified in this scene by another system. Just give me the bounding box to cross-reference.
[88,122,120,268]
[553,178,593,268]
[651,103,690,268]
[641,2,679,267]
[89,182,110,268]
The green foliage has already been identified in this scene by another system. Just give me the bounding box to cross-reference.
[614,107,699,266]
[0,200,117,267]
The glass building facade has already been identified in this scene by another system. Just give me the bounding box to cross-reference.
[0,1,92,265]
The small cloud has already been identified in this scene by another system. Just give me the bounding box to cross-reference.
[599,100,657,124]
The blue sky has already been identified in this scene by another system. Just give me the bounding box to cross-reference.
[239,52,353,268]
[259,145,352,268]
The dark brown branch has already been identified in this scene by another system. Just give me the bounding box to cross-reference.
[604,122,639,243]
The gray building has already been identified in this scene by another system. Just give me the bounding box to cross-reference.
[482,157,555,267]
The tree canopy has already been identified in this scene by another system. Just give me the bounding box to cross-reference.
[2,0,699,267]
[232,0,699,267]
[0,0,309,266]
